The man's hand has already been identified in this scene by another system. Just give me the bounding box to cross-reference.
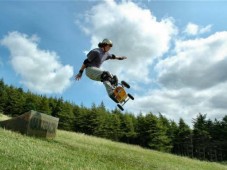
[75,70,83,81]
[118,56,127,60]
[75,74,82,80]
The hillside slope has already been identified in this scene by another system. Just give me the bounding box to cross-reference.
[0,114,227,170]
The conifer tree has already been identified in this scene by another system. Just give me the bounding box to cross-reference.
[23,91,37,112]
[4,86,25,115]
[0,79,8,113]
[173,118,192,157]
[193,113,211,160]
[37,96,51,115]
[58,101,75,131]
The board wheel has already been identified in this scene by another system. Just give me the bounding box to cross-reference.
[121,81,130,88]
[117,104,124,111]
[128,93,134,100]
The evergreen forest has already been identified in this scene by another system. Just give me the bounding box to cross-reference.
[0,79,227,162]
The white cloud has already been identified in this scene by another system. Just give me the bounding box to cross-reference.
[126,85,227,127]
[156,31,227,90]
[184,22,212,36]
[1,31,73,93]
[126,31,227,126]
[77,0,177,83]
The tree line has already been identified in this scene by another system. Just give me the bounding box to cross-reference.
[0,79,227,162]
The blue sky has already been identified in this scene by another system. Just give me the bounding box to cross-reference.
[1,0,227,126]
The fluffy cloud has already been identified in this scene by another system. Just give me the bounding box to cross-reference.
[184,22,212,36]
[156,31,227,90]
[1,31,73,93]
[77,0,177,83]
[127,31,227,126]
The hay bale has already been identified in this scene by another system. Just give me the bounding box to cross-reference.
[0,110,59,139]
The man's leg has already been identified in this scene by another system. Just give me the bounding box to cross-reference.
[85,67,103,81]
[100,71,118,102]
[86,67,117,102]
[103,81,119,103]
[101,71,118,86]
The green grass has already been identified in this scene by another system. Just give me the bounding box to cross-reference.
[0,114,227,170]
[0,113,11,121]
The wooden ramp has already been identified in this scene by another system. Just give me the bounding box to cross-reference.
[0,110,59,139]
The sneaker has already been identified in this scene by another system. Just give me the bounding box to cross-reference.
[111,75,118,86]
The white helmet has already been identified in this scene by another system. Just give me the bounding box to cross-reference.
[101,39,113,47]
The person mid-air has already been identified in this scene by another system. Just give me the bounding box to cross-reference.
[75,39,127,102]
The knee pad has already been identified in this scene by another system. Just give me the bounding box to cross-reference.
[101,71,112,82]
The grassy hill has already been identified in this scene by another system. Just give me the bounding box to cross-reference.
[0,114,227,170]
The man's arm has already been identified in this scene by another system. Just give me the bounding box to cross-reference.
[112,54,127,60]
[115,56,127,60]
[75,51,98,81]
[75,64,86,81]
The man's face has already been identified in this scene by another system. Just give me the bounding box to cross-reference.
[104,45,112,52]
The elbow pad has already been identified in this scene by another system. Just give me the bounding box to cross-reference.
[83,59,90,67]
